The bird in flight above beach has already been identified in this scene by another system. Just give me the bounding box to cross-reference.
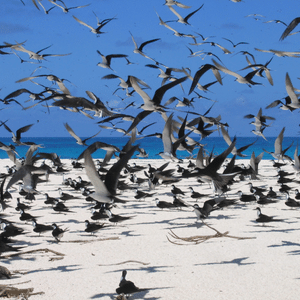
[129,32,160,64]
[279,17,300,40]
[8,43,71,61]
[3,123,34,146]
[73,15,115,35]
[255,48,300,58]
[263,127,293,162]
[167,4,204,25]
[164,0,191,8]
[64,123,101,146]
[212,59,262,86]
[96,50,128,70]
[49,1,90,13]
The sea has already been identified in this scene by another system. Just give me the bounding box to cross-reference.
[0,136,299,161]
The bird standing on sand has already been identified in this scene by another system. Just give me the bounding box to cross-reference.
[116,270,147,296]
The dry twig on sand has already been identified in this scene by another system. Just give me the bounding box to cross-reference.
[0,248,65,259]
[167,221,256,245]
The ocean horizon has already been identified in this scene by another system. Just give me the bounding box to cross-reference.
[0,136,299,161]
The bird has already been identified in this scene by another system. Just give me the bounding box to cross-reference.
[116,270,146,296]
[220,125,256,157]
[32,219,53,235]
[284,192,300,208]
[279,17,300,40]
[192,200,216,220]
[72,14,115,35]
[96,50,128,70]
[188,64,222,94]
[3,123,34,145]
[263,127,293,162]
[129,32,160,64]
[10,43,71,61]
[84,220,104,235]
[52,223,68,242]
[48,1,90,13]
[212,59,262,86]
[167,4,204,25]
[105,209,133,224]
[171,184,185,195]
[255,207,282,224]
[182,137,238,195]
[84,146,138,203]
[64,123,101,146]
[155,198,175,209]
[19,208,37,222]
[53,199,73,213]
[222,38,249,48]
[188,187,206,201]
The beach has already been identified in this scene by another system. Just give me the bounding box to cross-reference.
[0,157,299,300]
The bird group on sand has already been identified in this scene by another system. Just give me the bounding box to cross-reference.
[1,0,300,298]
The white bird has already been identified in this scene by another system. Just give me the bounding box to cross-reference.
[212,59,262,86]
[167,4,204,25]
[97,50,128,70]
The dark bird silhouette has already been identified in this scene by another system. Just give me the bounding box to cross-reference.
[116,270,147,296]
[255,207,282,224]
[279,17,300,40]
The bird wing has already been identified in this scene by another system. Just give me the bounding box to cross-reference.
[279,17,300,40]
[84,150,110,197]
[64,123,82,144]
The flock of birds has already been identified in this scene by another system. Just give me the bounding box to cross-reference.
[1,0,300,298]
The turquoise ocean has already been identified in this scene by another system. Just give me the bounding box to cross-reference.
[0,136,299,161]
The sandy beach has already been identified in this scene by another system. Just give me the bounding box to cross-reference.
[0,156,299,300]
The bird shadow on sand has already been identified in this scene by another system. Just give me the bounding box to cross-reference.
[25,264,82,274]
[247,223,300,233]
[268,240,300,255]
[91,288,166,299]
[194,256,255,266]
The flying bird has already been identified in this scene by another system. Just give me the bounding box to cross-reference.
[279,17,300,40]
[64,123,101,146]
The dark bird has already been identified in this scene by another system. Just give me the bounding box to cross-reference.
[263,127,293,162]
[188,187,206,201]
[284,192,300,208]
[279,17,300,40]
[73,14,115,35]
[188,64,222,95]
[97,50,128,70]
[130,32,160,64]
[171,184,185,195]
[192,200,216,220]
[84,220,104,235]
[116,270,147,296]
[3,123,34,145]
[222,38,249,48]
[155,198,175,209]
[64,123,100,146]
[19,209,37,222]
[255,207,282,224]
[167,4,204,25]
[32,219,53,235]
[105,209,133,224]
[52,223,68,241]
[53,199,73,213]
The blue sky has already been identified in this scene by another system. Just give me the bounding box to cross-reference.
[1,0,300,139]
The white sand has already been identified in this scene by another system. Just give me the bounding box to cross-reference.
[0,157,299,300]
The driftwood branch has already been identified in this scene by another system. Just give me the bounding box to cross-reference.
[0,248,65,259]
[167,221,256,245]
[59,236,119,244]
